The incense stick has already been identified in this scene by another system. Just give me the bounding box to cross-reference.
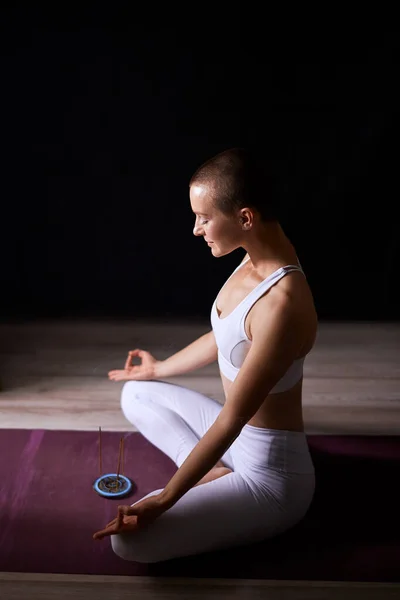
[121,436,124,476]
[116,437,123,482]
[99,426,102,477]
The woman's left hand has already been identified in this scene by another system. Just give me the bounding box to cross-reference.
[93,493,168,541]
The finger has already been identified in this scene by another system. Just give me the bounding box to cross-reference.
[108,371,122,379]
[116,507,125,528]
[124,352,133,371]
[124,350,140,370]
[112,371,129,381]
[106,518,118,528]
[119,520,140,533]
[119,504,135,516]
[94,513,128,539]
[106,511,129,528]
[93,525,115,541]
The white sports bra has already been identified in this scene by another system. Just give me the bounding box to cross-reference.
[210,258,305,393]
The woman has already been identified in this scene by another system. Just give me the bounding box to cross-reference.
[93,148,318,563]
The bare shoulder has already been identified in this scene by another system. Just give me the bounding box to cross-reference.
[249,272,318,354]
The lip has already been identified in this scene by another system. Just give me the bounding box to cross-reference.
[205,240,213,244]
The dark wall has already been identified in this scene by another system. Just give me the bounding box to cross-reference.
[1,7,399,322]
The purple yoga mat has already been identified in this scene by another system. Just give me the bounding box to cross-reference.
[0,429,399,581]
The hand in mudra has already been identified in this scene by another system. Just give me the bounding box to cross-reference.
[93,493,167,540]
[108,349,159,381]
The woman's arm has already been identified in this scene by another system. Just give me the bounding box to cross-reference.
[155,330,218,378]
[158,291,305,510]
[159,416,240,508]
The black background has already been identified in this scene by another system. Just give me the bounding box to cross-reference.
[1,6,399,323]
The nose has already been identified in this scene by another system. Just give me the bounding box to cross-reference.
[193,222,203,237]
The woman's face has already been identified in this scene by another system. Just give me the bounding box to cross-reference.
[190,184,242,257]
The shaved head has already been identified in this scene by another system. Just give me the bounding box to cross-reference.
[189,147,280,222]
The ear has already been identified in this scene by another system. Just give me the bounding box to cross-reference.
[239,209,253,229]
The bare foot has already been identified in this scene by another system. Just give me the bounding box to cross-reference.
[215,460,227,469]
[194,466,233,487]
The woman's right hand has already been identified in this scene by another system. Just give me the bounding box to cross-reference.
[108,349,160,382]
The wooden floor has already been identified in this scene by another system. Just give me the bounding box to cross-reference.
[1,319,399,599]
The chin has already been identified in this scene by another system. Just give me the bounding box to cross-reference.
[210,245,229,257]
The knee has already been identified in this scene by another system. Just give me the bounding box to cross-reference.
[111,533,140,562]
[110,532,164,564]
[120,381,148,422]
[121,380,139,407]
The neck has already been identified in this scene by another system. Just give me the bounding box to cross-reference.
[242,222,298,269]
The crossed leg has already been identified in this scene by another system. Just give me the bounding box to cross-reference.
[119,379,235,471]
[110,380,277,562]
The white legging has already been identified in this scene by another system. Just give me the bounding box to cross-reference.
[111,380,316,563]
